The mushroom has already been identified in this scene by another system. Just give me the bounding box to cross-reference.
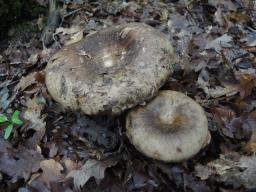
[126,90,210,162]
[45,23,177,115]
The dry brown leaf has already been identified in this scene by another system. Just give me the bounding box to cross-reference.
[24,96,46,131]
[211,106,238,138]
[27,53,39,65]
[197,73,238,98]
[0,139,43,183]
[55,26,82,36]
[207,154,256,189]
[39,159,65,187]
[227,12,251,23]
[235,73,256,99]
[242,111,256,154]
[65,30,84,45]
[64,159,80,172]
[23,96,47,149]
[205,34,233,53]
[242,132,256,154]
[67,158,118,189]
[194,164,215,180]
[14,71,45,92]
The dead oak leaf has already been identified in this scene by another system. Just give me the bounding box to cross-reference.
[67,158,118,189]
[242,32,256,47]
[23,96,46,148]
[242,110,256,154]
[194,164,215,180]
[0,139,43,183]
[207,154,256,189]
[24,96,46,131]
[197,70,238,98]
[205,34,233,53]
[38,159,65,187]
[242,131,256,154]
[235,73,256,99]
[14,71,45,93]
[208,0,237,11]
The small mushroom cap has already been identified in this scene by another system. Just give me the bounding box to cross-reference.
[45,23,177,115]
[126,90,209,162]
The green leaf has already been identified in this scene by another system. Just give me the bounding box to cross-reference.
[0,114,8,123]
[4,123,14,139]
[11,110,23,125]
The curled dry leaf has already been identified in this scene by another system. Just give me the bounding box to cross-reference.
[14,71,45,93]
[67,158,118,189]
[197,69,238,98]
[197,70,256,98]
[65,30,84,45]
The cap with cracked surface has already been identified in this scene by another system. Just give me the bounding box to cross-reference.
[45,23,177,115]
[126,90,210,162]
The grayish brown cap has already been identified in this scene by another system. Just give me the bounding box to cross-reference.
[126,90,210,162]
[45,23,177,115]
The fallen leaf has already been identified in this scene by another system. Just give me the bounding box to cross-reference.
[183,173,211,192]
[242,131,256,154]
[214,6,228,27]
[194,164,215,180]
[242,110,256,153]
[227,12,250,23]
[64,159,80,172]
[197,74,238,98]
[27,53,39,65]
[67,158,118,189]
[24,96,46,131]
[55,26,82,36]
[208,0,237,11]
[23,96,46,148]
[38,159,65,187]
[235,73,256,99]
[205,34,233,52]
[207,154,256,189]
[242,32,256,47]
[14,71,45,92]
[0,139,43,183]
[65,30,84,45]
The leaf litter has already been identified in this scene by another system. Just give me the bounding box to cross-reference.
[0,0,256,191]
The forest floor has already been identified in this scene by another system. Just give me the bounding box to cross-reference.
[0,0,256,191]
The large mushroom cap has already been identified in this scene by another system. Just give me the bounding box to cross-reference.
[46,23,176,115]
[126,90,210,162]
